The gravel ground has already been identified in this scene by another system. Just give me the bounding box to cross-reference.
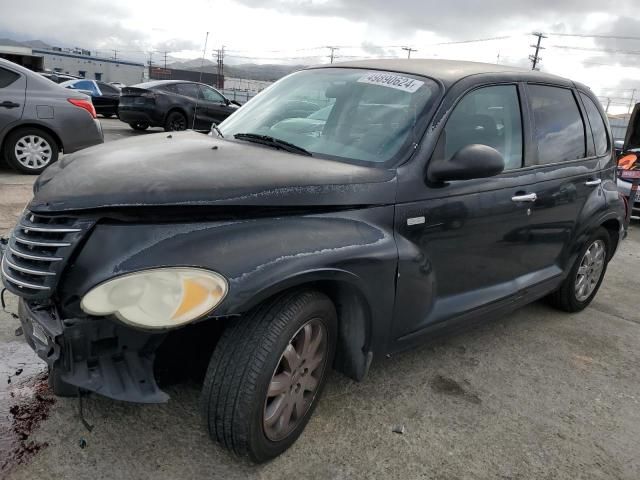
[0,119,639,479]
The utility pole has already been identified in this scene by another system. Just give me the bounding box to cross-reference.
[628,89,637,114]
[216,46,225,89]
[605,97,611,113]
[326,46,339,64]
[147,52,153,81]
[529,32,547,70]
[112,49,118,61]
[401,46,417,59]
[162,51,169,69]
[199,31,209,83]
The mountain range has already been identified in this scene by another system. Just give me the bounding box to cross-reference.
[1,38,305,82]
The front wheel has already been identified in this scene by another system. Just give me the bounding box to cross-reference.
[548,227,610,312]
[201,290,337,463]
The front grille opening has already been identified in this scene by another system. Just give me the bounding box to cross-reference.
[1,211,93,300]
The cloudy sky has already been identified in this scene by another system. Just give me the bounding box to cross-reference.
[1,0,639,112]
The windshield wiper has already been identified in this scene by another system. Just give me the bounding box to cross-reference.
[234,133,312,156]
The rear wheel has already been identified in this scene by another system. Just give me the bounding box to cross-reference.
[129,122,149,131]
[164,111,187,131]
[201,290,336,463]
[548,228,610,312]
[3,127,59,174]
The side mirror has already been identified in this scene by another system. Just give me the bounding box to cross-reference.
[429,144,505,182]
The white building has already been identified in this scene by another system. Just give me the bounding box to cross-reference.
[33,48,145,85]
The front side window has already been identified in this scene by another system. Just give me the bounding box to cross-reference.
[529,85,586,164]
[580,93,609,157]
[219,68,439,165]
[442,85,523,170]
[200,86,225,103]
[0,67,20,88]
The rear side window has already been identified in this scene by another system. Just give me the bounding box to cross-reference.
[0,67,20,88]
[176,83,199,99]
[75,80,98,94]
[159,84,177,93]
[443,85,523,170]
[528,85,586,164]
[580,93,609,156]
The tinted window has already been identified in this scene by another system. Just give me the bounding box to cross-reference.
[0,67,20,88]
[74,80,97,93]
[159,84,177,93]
[529,85,586,164]
[98,82,119,95]
[443,85,523,170]
[176,83,199,99]
[199,86,225,103]
[580,93,609,156]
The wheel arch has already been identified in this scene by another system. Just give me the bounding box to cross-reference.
[164,106,189,124]
[232,269,374,382]
[600,217,622,260]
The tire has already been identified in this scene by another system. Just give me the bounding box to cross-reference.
[102,113,114,118]
[548,227,610,312]
[201,290,337,463]
[3,127,59,175]
[164,111,188,131]
[129,122,149,131]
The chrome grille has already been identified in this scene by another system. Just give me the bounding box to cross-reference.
[1,211,94,299]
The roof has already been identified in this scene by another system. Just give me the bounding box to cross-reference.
[314,59,569,86]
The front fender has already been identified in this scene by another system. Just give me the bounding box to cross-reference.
[59,206,398,357]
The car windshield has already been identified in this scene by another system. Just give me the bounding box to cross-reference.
[218,68,439,165]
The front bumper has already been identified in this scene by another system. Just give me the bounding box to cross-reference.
[17,298,169,403]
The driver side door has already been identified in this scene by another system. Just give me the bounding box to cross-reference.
[393,84,539,340]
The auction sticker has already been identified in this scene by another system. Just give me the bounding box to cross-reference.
[358,72,424,93]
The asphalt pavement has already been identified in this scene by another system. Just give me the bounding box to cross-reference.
[0,119,639,479]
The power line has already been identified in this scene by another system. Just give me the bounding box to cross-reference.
[552,45,640,55]
[529,32,547,70]
[551,32,640,41]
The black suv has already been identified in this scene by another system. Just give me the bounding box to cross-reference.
[118,80,239,132]
[1,60,627,463]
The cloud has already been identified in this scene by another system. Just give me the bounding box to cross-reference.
[153,38,201,53]
[0,0,148,50]
[232,0,635,38]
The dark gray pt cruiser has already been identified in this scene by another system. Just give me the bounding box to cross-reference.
[0,60,628,462]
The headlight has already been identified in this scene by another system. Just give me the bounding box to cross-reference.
[80,268,228,329]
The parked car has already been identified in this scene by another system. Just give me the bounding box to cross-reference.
[39,72,81,84]
[0,58,103,174]
[1,60,627,462]
[60,79,121,118]
[118,80,239,131]
[110,81,126,89]
[616,103,640,219]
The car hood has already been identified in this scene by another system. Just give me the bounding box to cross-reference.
[30,131,397,213]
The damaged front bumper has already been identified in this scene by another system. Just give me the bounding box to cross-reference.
[17,298,169,403]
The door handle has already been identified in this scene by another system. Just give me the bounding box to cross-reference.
[585,178,602,186]
[511,193,538,203]
[0,101,20,109]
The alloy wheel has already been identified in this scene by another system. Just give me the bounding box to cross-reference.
[575,239,606,302]
[263,317,328,442]
[14,135,53,170]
